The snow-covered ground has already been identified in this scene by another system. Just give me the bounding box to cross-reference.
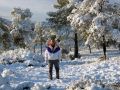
[0,48,120,90]
[0,0,120,89]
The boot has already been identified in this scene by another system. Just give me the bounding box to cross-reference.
[56,70,59,79]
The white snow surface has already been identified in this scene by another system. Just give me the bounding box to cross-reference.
[0,48,120,90]
[0,48,44,66]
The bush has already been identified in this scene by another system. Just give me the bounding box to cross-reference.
[62,48,69,54]
[0,48,44,65]
[68,53,81,60]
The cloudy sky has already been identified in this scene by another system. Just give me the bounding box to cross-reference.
[0,0,56,22]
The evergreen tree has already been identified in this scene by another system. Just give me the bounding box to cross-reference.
[46,0,75,55]
[47,2,73,30]
[46,0,74,30]
[54,0,69,9]
[10,8,34,48]
[33,22,43,54]
[0,22,12,50]
[68,0,120,59]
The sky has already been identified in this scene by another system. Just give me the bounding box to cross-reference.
[0,0,56,22]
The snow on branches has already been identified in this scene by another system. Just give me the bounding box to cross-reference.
[10,8,34,48]
[68,0,120,47]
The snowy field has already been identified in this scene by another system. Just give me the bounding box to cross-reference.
[0,48,120,90]
[0,0,120,89]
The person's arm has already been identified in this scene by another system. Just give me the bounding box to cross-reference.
[44,49,48,63]
[58,49,62,61]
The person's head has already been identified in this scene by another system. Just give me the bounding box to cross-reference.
[50,34,56,40]
[48,34,56,47]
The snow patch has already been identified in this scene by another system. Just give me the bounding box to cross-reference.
[0,48,44,66]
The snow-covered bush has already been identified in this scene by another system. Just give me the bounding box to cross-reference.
[0,84,13,90]
[0,23,13,50]
[0,75,8,86]
[1,69,14,78]
[31,83,46,90]
[67,80,120,90]
[0,70,13,90]
[24,60,40,66]
[66,55,120,90]
[15,82,49,90]
[66,81,112,90]
[14,81,34,90]
[22,50,44,66]
[68,52,81,60]
[0,48,44,66]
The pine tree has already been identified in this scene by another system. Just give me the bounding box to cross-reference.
[46,0,75,56]
[33,22,43,54]
[47,3,73,29]
[10,8,34,48]
[0,22,12,50]
[46,0,74,30]
[68,0,120,59]
[54,0,69,9]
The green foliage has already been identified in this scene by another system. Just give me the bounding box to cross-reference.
[11,8,33,49]
[2,33,10,50]
[47,5,74,29]
[54,0,69,9]
[0,22,9,32]
[46,0,75,52]
[13,36,26,48]
[112,19,119,29]
[0,22,12,50]
[0,36,2,43]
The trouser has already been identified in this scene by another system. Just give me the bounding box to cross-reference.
[48,60,59,80]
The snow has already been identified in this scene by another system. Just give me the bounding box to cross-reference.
[109,0,120,4]
[68,0,120,47]
[31,83,46,90]
[68,0,83,7]
[111,29,120,42]
[0,0,120,89]
[14,81,34,90]
[10,8,34,47]
[0,48,120,90]
[0,48,44,66]
[0,29,4,36]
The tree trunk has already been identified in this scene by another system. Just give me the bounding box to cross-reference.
[41,43,42,55]
[118,43,120,51]
[88,44,91,53]
[74,32,79,58]
[33,44,37,53]
[102,35,106,59]
[40,34,43,55]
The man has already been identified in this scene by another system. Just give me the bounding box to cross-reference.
[44,34,61,80]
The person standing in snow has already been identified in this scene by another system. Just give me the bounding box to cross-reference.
[44,34,61,80]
